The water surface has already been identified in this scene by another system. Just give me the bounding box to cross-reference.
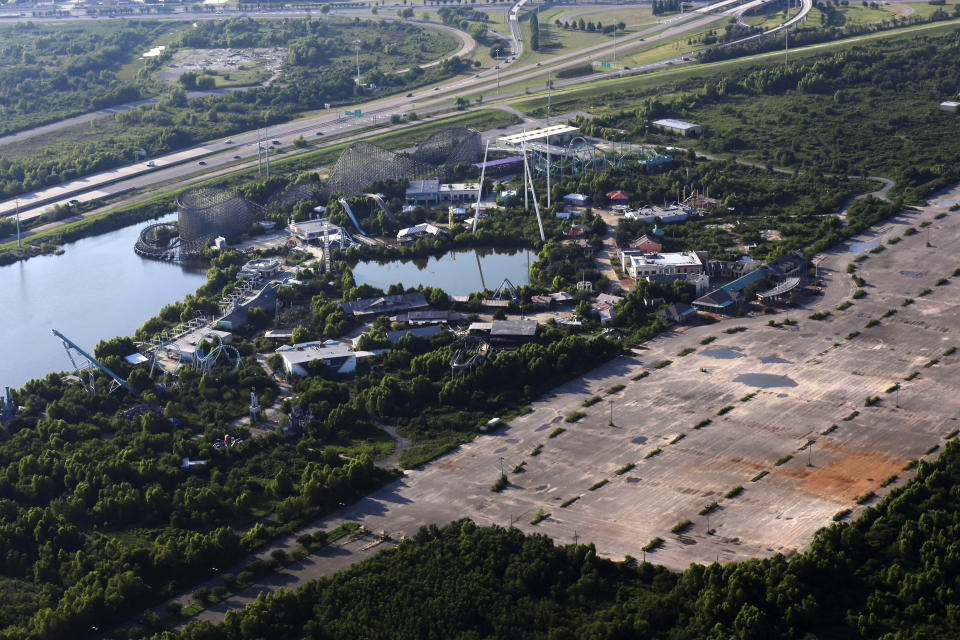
[353,248,532,295]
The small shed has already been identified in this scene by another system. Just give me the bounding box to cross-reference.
[563,193,592,207]
[940,101,960,113]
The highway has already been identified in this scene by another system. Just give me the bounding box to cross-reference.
[0,0,805,226]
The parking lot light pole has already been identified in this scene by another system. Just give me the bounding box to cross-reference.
[608,400,614,426]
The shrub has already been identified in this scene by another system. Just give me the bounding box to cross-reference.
[677,348,695,357]
[723,326,748,334]
[560,496,580,508]
[846,331,860,339]
[822,424,838,435]
[632,371,650,381]
[925,358,939,368]
[530,444,543,456]
[192,587,211,605]
[512,461,526,473]
[857,491,875,505]
[809,311,830,320]
[751,470,769,482]
[615,462,636,475]
[936,278,949,286]
[654,360,673,369]
[846,263,856,273]
[589,479,609,491]
[852,289,866,299]
[833,509,852,521]
[903,227,918,236]
[854,254,869,262]
[530,508,549,524]
[492,473,508,492]
[699,501,718,515]
[774,455,793,466]
[901,298,914,306]
[694,418,711,429]
[864,396,879,407]
[918,288,932,296]
[837,301,854,310]
[944,346,957,356]
[885,384,900,394]
[548,427,566,438]
[644,448,662,459]
[606,384,625,394]
[843,411,860,421]
[565,411,586,423]
[882,308,897,318]
[865,319,879,328]
[852,275,866,287]
[905,371,919,381]
[643,537,664,552]
[887,237,901,245]
[740,392,756,402]
[880,475,898,487]
[946,429,959,440]
[583,396,602,407]
[717,405,734,416]
[699,336,717,345]
[904,459,919,470]
[868,245,885,254]
[925,444,940,455]
[725,486,744,498]
[670,433,686,444]
[671,520,693,534]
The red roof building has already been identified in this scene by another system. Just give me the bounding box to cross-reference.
[606,190,631,204]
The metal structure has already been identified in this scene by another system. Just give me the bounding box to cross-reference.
[325,128,483,196]
[134,222,206,262]
[450,335,491,376]
[149,339,185,377]
[249,388,261,423]
[525,138,671,179]
[52,329,137,395]
[177,187,256,244]
[0,387,14,426]
[494,278,521,303]
[194,332,242,374]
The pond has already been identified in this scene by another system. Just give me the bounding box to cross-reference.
[352,247,534,295]
[0,214,208,390]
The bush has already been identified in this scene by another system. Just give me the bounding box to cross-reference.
[671,520,692,533]
[589,479,609,491]
[700,336,716,345]
[809,311,830,320]
[677,347,695,357]
[615,462,636,475]
[653,360,673,369]
[192,587,211,605]
[632,371,650,381]
[833,509,852,521]
[492,473,508,492]
[699,501,718,515]
[723,326,748,334]
[583,396,602,407]
[644,448,662,459]
[837,301,854,310]
[643,537,664,552]
[560,496,580,508]
[852,289,866,299]
[751,470,769,482]
[774,455,793,466]
[725,486,744,498]
[822,424,838,435]
[530,444,543,456]
[846,331,861,339]
[548,427,566,438]
[694,418,711,429]
[717,405,734,416]
[530,508,549,524]
[670,433,686,444]
[565,411,586,423]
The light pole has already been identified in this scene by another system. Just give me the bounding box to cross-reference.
[896,383,900,408]
[613,25,617,62]
[807,440,814,467]
[355,39,362,88]
[499,456,505,477]
[15,198,21,249]
[608,400,614,426]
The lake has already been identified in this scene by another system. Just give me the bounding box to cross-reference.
[352,247,533,295]
[0,214,208,390]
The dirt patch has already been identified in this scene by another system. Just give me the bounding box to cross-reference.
[783,451,905,502]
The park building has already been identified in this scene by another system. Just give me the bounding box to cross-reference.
[404,180,480,204]
[652,118,703,136]
[396,223,446,242]
[276,340,376,377]
[618,249,705,282]
[496,124,580,147]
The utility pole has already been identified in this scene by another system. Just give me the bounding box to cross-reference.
[546,132,551,209]
[808,440,814,466]
[15,199,21,249]
[896,383,900,408]
[522,140,528,210]
[608,399,614,426]
[499,456,505,477]
[547,74,551,117]
[613,25,617,62]
[257,130,263,176]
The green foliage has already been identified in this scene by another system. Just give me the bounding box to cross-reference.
[583,396,602,407]
[694,419,711,430]
[723,326,747,334]
[642,536,663,551]
[548,427,566,439]
[699,336,716,345]
[565,411,586,423]
[725,486,744,499]
[589,479,609,491]
[846,330,861,339]
[944,346,957,356]
[670,433,686,444]
[644,448,662,459]
[882,308,897,318]
[809,311,830,320]
[677,347,696,357]
[699,501,718,515]
[774,454,793,466]
[836,301,853,310]
[512,461,526,474]
[832,508,852,521]
[606,384,625,394]
[615,463,636,475]
[843,410,860,421]
[852,289,867,299]
[530,508,549,525]
[822,424,838,435]
[716,405,734,416]
[671,520,693,534]
[918,288,933,297]
[491,473,508,493]
[653,360,672,369]
[905,371,919,381]
[560,496,581,508]
[632,371,650,381]
[740,393,756,402]
[751,470,769,482]
[530,444,544,457]
[864,395,880,407]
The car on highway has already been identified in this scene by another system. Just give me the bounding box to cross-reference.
[406,93,413,97]
[536,62,541,66]
[198,161,207,165]
[474,74,480,78]
[315,131,323,136]
[433,87,439,91]
[272,140,280,145]
[146,161,156,167]
[233,155,241,159]
[226,139,233,144]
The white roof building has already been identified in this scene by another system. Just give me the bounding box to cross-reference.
[497,125,580,146]
[276,340,374,377]
[397,223,445,241]
[653,119,703,136]
[619,250,704,280]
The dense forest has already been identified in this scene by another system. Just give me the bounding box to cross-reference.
[0,20,162,135]
[160,439,960,639]
[577,31,960,202]
[0,18,468,200]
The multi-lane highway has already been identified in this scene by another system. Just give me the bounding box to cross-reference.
[0,0,805,226]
